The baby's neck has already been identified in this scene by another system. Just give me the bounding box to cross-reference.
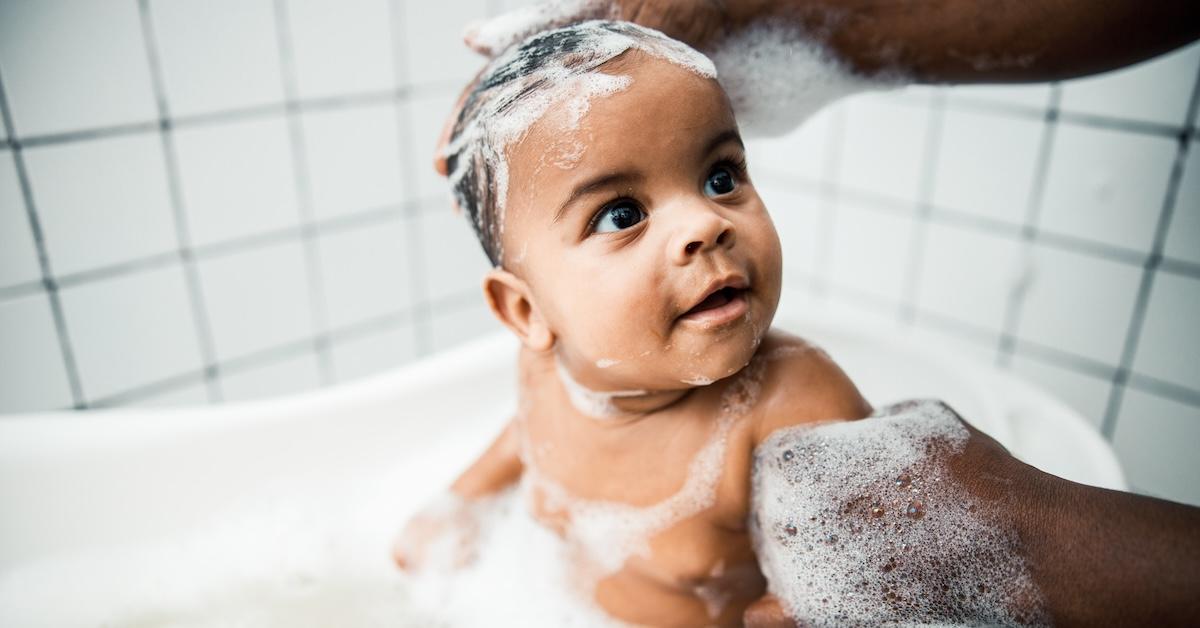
[554,358,694,421]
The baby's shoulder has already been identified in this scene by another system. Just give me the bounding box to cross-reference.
[749,329,873,444]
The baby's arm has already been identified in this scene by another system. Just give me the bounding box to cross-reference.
[392,418,524,571]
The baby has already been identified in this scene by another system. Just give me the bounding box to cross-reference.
[394,21,872,626]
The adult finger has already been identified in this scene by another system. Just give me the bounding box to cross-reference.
[743,594,800,628]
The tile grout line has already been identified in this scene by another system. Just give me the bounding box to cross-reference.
[137,0,224,403]
[0,70,87,409]
[898,91,947,326]
[272,0,335,385]
[995,85,1062,369]
[1098,61,1200,439]
[388,0,434,358]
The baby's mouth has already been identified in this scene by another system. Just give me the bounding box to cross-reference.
[679,278,751,325]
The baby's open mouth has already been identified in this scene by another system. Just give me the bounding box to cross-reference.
[679,280,751,325]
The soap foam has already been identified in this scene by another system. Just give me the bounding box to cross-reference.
[555,359,647,419]
[750,399,1048,626]
[709,19,895,137]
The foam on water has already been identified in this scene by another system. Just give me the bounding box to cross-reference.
[750,399,1049,626]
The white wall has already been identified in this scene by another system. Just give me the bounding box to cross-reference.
[0,0,1196,504]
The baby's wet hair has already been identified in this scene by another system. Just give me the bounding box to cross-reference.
[442,20,715,267]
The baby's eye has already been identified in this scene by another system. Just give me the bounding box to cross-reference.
[592,200,646,233]
[704,166,738,197]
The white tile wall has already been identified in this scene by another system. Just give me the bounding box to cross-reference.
[174,116,300,246]
[758,186,823,277]
[0,152,41,289]
[949,84,1052,110]
[418,206,493,304]
[286,0,396,99]
[1014,245,1142,364]
[401,0,488,86]
[221,351,322,401]
[301,103,406,219]
[1132,272,1200,392]
[1009,354,1113,429]
[1060,42,1200,126]
[429,298,502,352]
[828,200,914,303]
[151,0,285,117]
[932,108,1044,225]
[198,240,314,361]
[126,381,210,408]
[836,94,932,202]
[0,293,73,412]
[59,265,202,402]
[331,324,419,382]
[1163,140,1200,265]
[317,218,413,329]
[916,222,1025,337]
[407,90,462,200]
[0,0,157,137]
[1039,124,1177,252]
[23,133,177,276]
[1113,389,1200,506]
[745,107,835,182]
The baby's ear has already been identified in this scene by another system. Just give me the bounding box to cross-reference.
[482,269,555,352]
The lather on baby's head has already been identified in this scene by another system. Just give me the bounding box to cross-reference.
[443,21,783,397]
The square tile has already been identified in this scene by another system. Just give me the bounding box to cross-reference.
[1008,354,1113,430]
[151,0,285,117]
[745,107,835,182]
[1113,388,1200,506]
[407,90,460,201]
[1163,139,1199,266]
[429,297,503,352]
[302,103,405,219]
[1060,41,1200,126]
[419,206,492,304]
[0,0,157,137]
[836,94,932,202]
[23,133,177,276]
[60,265,204,402]
[905,325,999,370]
[0,152,42,289]
[1039,124,1176,252]
[221,352,322,402]
[949,84,1052,110]
[174,116,300,247]
[932,108,1045,225]
[317,218,414,329]
[0,292,73,413]
[1014,245,1142,365]
[1131,271,1200,392]
[331,323,418,382]
[287,0,396,99]
[402,0,488,86]
[126,381,210,408]
[198,240,315,361]
[916,223,1025,334]
[758,186,823,277]
[828,200,915,303]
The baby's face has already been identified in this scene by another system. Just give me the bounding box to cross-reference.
[501,54,782,391]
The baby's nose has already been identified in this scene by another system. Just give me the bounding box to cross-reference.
[671,207,736,264]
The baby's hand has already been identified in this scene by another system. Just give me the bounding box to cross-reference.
[392,492,484,572]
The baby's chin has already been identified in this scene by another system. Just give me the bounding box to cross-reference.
[666,322,766,387]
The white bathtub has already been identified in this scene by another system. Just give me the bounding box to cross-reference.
[0,314,1125,626]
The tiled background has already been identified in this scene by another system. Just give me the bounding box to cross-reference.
[0,1,1196,505]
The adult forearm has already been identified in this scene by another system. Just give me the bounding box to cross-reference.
[731,0,1200,82]
[1020,471,1200,626]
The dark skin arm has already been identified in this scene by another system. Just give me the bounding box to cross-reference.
[467,0,1200,82]
[742,409,1200,627]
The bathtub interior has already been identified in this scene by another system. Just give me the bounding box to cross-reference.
[0,314,1124,626]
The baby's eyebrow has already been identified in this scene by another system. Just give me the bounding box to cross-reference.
[703,128,744,156]
[553,171,643,224]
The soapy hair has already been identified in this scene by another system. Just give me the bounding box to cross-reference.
[442,20,715,267]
